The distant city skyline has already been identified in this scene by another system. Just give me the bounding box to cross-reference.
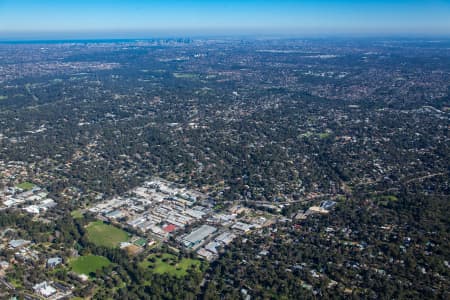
[1,0,450,39]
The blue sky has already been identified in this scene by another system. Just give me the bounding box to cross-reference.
[0,0,449,38]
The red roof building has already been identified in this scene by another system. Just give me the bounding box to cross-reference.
[163,224,177,233]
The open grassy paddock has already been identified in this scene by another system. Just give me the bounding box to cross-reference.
[140,253,201,277]
[71,210,84,219]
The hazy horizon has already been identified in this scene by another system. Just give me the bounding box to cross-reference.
[2,30,450,42]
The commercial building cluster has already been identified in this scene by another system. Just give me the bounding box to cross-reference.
[90,178,275,261]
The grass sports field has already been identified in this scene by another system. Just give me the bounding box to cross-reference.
[70,255,110,276]
[86,221,129,248]
[16,182,35,191]
[140,253,201,277]
[70,210,84,219]
[173,72,197,79]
